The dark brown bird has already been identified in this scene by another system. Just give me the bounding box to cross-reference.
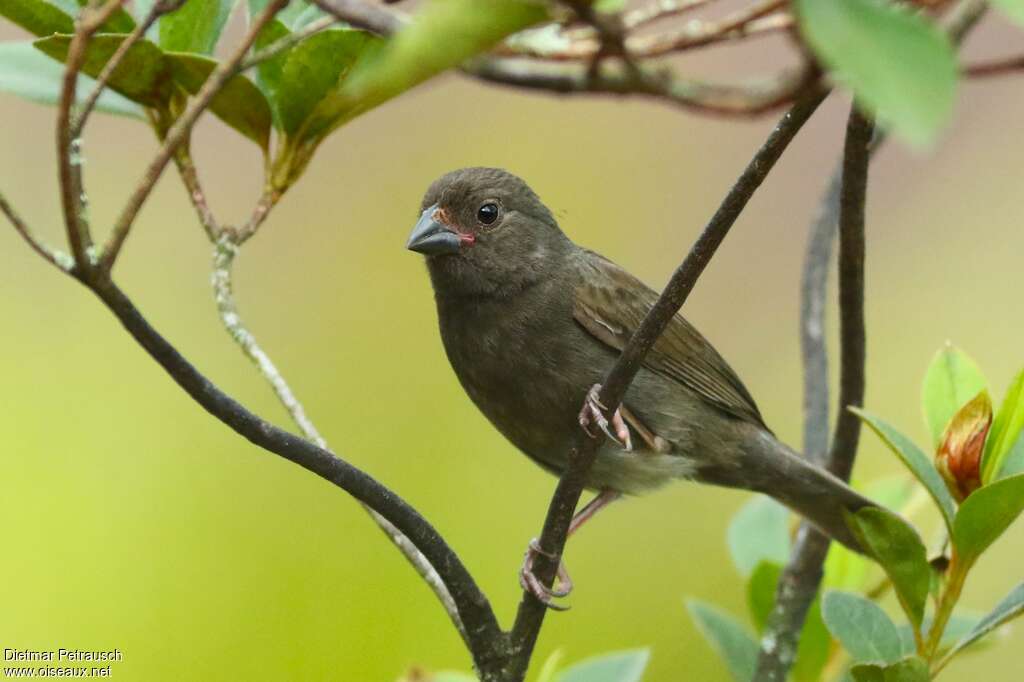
[407,167,876,604]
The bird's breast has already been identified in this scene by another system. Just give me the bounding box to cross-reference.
[435,287,598,469]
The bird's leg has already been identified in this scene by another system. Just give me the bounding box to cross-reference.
[620,405,672,454]
[519,489,622,608]
[578,384,632,451]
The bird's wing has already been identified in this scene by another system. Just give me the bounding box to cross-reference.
[573,252,767,428]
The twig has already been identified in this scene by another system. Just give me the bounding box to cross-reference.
[963,54,1024,78]
[86,275,504,669]
[503,87,830,681]
[752,4,986,676]
[0,190,73,272]
[170,142,220,241]
[501,13,791,61]
[233,189,280,244]
[99,0,289,273]
[751,105,875,682]
[210,239,469,644]
[57,0,127,270]
[72,0,168,138]
[239,15,340,71]
[629,8,790,58]
[826,109,873,480]
[468,59,814,117]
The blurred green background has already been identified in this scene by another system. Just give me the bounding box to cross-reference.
[2,9,1024,681]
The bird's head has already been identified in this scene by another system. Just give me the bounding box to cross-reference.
[407,167,570,297]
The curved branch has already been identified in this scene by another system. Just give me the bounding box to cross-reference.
[0,191,73,272]
[504,87,830,681]
[752,4,986,677]
[211,240,469,645]
[77,274,504,666]
[466,59,814,117]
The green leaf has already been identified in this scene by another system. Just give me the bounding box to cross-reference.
[160,0,236,55]
[821,591,902,664]
[341,0,550,114]
[687,600,758,682]
[952,473,1024,567]
[922,344,988,448]
[852,408,957,534]
[727,495,791,577]
[0,40,143,117]
[846,508,930,628]
[33,33,173,107]
[996,432,1024,479]
[747,561,782,633]
[249,17,289,104]
[793,0,957,147]
[165,52,271,149]
[982,369,1024,483]
[850,656,929,682]
[74,0,136,33]
[273,28,378,136]
[556,649,650,682]
[990,0,1024,26]
[0,0,73,36]
[944,582,1024,661]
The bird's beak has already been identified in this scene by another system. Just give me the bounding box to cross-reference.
[406,205,461,256]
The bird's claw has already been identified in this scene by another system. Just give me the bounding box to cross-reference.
[519,538,573,610]
[578,384,632,451]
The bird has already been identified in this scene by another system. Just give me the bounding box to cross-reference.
[406,167,877,605]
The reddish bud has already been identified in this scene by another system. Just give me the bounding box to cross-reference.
[935,391,992,501]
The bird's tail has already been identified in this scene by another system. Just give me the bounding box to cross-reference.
[700,424,878,552]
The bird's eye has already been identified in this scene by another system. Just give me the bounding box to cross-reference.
[477,202,499,225]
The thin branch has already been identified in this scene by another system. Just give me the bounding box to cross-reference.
[630,6,789,59]
[467,59,815,117]
[239,15,340,71]
[963,54,1024,78]
[233,189,280,244]
[500,12,791,61]
[75,275,505,669]
[57,0,127,269]
[99,0,289,273]
[212,242,327,442]
[72,0,169,138]
[165,119,472,648]
[752,4,986,677]
[170,142,220,241]
[504,87,830,681]
[211,239,469,645]
[826,108,872,481]
[751,106,875,682]
[0,189,73,272]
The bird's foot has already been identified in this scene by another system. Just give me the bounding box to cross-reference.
[519,538,573,610]
[578,384,632,451]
